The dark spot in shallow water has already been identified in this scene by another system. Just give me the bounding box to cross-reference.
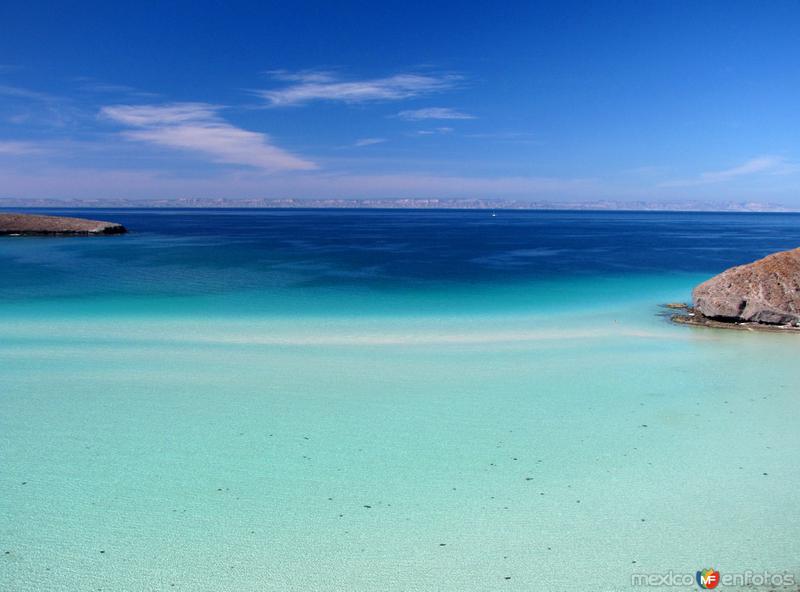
[504,576,511,580]
[363,505,371,508]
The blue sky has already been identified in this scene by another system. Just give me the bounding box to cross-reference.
[1,0,798,203]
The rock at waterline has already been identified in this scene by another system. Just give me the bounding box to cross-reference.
[0,212,127,236]
[690,247,800,327]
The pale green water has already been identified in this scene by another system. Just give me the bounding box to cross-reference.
[2,209,800,591]
[2,276,799,591]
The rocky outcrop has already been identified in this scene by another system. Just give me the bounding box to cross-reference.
[0,213,127,236]
[691,248,800,327]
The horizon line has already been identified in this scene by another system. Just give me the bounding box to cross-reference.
[0,197,796,214]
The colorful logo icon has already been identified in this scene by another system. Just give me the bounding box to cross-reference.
[696,568,720,589]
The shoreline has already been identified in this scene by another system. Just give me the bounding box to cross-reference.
[665,303,800,333]
[0,212,127,236]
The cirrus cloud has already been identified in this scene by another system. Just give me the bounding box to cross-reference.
[353,137,386,147]
[257,71,462,107]
[101,103,315,172]
[396,107,475,120]
[659,155,798,187]
[0,140,47,155]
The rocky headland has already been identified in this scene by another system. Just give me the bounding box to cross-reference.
[0,212,127,236]
[671,247,800,332]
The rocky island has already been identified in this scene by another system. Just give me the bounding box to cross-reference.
[0,212,127,236]
[672,247,800,331]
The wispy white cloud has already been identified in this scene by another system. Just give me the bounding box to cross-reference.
[0,141,46,155]
[660,155,798,187]
[101,102,316,172]
[702,155,798,181]
[0,84,56,101]
[463,131,539,144]
[257,71,462,106]
[416,127,454,135]
[396,107,475,120]
[102,103,218,126]
[0,84,82,128]
[263,69,339,83]
[353,137,386,147]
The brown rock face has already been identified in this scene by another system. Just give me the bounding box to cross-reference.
[0,213,126,236]
[692,248,800,326]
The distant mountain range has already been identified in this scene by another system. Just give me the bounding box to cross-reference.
[0,197,796,212]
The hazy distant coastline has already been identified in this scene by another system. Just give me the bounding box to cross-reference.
[0,198,795,212]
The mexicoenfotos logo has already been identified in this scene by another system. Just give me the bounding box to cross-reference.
[696,568,720,589]
[632,568,796,588]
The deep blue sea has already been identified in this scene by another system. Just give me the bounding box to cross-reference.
[2,209,799,591]
[4,209,800,299]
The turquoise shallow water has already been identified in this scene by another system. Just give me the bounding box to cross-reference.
[1,210,800,591]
